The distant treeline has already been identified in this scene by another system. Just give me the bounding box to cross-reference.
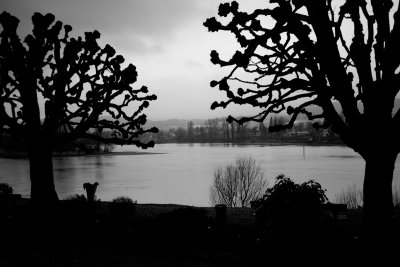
[139,116,342,145]
[0,131,115,157]
[1,116,342,156]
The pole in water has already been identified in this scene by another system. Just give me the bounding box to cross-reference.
[303,146,305,158]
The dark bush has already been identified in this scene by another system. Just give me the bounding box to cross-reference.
[62,194,92,221]
[0,183,14,206]
[64,194,87,202]
[252,174,328,242]
[0,182,13,195]
[110,196,137,219]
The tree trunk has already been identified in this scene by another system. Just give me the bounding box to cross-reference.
[363,148,397,258]
[28,141,59,206]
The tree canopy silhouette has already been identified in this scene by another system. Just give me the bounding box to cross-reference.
[0,12,158,205]
[205,0,400,242]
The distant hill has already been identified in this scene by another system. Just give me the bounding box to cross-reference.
[145,118,262,130]
[141,99,400,130]
[146,119,206,130]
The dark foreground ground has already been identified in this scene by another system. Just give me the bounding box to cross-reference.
[1,198,400,266]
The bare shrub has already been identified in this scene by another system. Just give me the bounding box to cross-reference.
[334,184,363,209]
[393,185,400,208]
[209,155,268,207]
[335,183,400,209]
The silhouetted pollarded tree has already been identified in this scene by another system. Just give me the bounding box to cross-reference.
[205,1,400,243]
[0,12,158,206]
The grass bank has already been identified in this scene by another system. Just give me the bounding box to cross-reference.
[1,198,400,266]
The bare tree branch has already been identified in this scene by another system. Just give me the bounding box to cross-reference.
[210,155,268,208]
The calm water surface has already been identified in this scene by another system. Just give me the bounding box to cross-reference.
[1,143,399,206]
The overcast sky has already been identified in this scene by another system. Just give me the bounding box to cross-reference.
[1,0,270,121]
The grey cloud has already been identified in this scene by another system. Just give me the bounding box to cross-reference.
[1,0,214,56]
[2,0,208,40]
[102,33,164,57]
[183,60,203,69]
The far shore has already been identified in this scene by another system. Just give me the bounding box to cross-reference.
[90,151,167,156]
[0,141,345,159]
[0,149,166,159]
[154,140,345,146]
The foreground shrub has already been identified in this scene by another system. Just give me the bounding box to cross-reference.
[64,194,87,202]
[110,196,137,219]
[252,174,328,241]
[0,182,14,207]
[63,194,93,218]
[0,182,13,195]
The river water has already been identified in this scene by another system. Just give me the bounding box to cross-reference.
[1,143,399,206]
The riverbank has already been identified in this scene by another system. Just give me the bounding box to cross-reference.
[0,140,344,159]
[0,197,255,224]
[2,198,400,266]
[0,149,111,159]
[102,151,167,156]
[156,140,345,147]
[0,149,165,159]
[0,198,259,266]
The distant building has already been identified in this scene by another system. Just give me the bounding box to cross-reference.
[322,129,329,137]
[297,131,310,137]
[284,131,310,137]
